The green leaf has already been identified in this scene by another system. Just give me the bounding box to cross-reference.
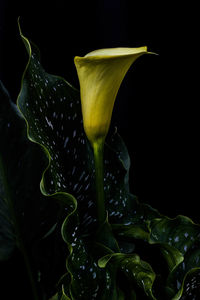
[149,215,200,297]
[17,23,98,231]
[176,268,200,300]
[99,252,156,299]
[0,80,69,300]
[0,81,58,262]
[60,193,122,299]
[149,215,200,264]
[50,289,71,300]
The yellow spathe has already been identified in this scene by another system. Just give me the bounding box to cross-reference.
[74,47,148,146]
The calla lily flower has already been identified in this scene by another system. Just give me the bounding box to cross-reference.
[74,47,149,147]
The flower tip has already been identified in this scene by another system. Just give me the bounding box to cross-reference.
[74,56,79,63]
[148,51,159,56]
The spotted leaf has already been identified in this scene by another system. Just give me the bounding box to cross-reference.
[178,268,200,300]
[0,81,61,265]
[148,216,200,297]
[99,252,156,299]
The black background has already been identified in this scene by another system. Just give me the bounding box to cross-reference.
[0,0,199,298]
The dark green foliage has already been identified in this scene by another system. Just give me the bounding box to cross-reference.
[0,80,59,261]
[0,26,200,299]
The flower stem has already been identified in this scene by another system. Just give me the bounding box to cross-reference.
[93,140,106,225]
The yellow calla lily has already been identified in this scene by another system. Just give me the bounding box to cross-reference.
[74,47,148,147]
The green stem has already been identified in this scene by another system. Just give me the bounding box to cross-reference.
[93,140,106,224]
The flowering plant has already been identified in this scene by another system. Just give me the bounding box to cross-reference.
[0,23,200,300]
